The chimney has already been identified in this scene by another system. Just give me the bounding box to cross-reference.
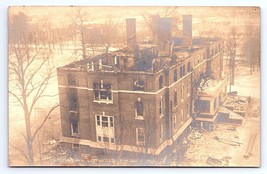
[151,15,160,44]
[183,15,192,46]
[126,18,136,52]
[157,18,172,56]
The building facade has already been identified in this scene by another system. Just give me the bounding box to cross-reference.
[57,15,226,156]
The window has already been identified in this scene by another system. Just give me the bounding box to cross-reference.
[187,81,191,96]
[181,109,184,123]
[180,66,183,78]
[136,128,145,145]
[133,78,145,91]
[103,137,109,143]
[187,62,191,72]
[97,116,100,126]
[159,96,163,117]
[174,114,177,129]
[181,83,184,101]
[159,75,163,89]
[95,115,115,144]
[69,92,78,111]
[173,69,178,82]
[71,120,79,136]
[187,103,190,118]
[197,100,210,113]
[135,98,144,119]
[94,81,112,102]
[174,89,177,107]
[110,117,114,127]
[160,125,164,140]
[102,116,109,127]
[68,74,76,86]
[96,115,114,128]
[183,65,186,76]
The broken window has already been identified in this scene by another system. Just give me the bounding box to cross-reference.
[94,81,112,101]
[180,66,183,78]
[159,75,163,89]
[133,78,145,91]
[95,115,115,144]
[159,96,163,117]
[68,92,78,111]
[173,69,178,82]
[174,89,177,107]
[136,128,145,145]
[103,137,109,143]
[97,115,101,126]
[67,74,76,86]
[110,117,114,127]
[187,62,191,72]
[102,116,109,127]
[135,99,144,118]
[71,120,79,136]
[96,115,114,128]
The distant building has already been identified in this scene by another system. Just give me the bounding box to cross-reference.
[57,15,226,156]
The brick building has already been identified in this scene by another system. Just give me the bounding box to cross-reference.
[57,15,226,156]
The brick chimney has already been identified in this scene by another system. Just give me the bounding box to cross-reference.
[157,17,172,56]
[126,18,136,52]
[151,15,160,44]
[183,15,192,46]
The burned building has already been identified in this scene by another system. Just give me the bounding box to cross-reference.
[57,15,226,156]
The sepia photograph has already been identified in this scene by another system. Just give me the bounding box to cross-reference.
[8,6,260,167]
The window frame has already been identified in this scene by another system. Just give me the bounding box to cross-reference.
[93,81,113,104]
[159,95,164,117]
[135,99,144,120]
[71,121,79,137]
[95,114,115,144]
[136,128,145,145]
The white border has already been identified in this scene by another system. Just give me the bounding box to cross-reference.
[2,0,266,173]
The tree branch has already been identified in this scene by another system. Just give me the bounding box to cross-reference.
[31,104,59,141]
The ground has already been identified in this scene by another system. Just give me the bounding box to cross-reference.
[181,98,260,167]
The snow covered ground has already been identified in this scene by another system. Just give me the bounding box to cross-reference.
[230,65,260,99]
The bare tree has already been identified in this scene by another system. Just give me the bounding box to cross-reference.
[71,7,90,59]
[9,12,59,165]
